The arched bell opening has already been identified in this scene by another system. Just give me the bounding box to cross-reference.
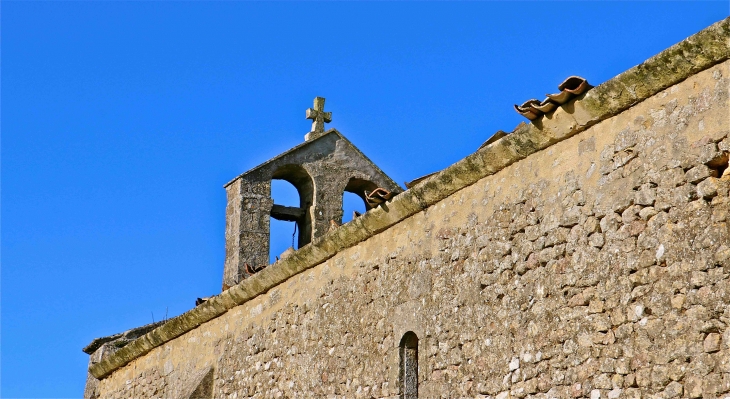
[341,191,366,224]
[270,164,314,253]
[269,180,300,263]
[342,178,378,223]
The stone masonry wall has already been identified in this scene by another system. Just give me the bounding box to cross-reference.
[94,59,730,399]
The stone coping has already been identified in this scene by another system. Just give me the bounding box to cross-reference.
[83,321,164,355]
[89,17,730,380]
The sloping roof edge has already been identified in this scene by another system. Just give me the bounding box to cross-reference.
[90,17,730,380]
[223,129,340,187]
[223,129,402,191]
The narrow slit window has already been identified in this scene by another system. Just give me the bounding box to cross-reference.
[399,331,418,399]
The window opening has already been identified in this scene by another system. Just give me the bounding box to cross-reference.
[342,177,378,223]
[342,191,366,223]
[399,331,418,399]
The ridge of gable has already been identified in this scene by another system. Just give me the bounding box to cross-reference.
[224,128,402,191]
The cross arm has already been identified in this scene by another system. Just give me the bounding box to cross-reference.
[306,108,332,123]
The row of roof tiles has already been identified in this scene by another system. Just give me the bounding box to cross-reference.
[514,76,591,120]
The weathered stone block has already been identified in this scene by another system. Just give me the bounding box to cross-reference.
[664,380,683,398]
[686,164,713,184]
[705,333,722,353]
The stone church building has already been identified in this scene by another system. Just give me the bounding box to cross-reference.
[84,18,730,399]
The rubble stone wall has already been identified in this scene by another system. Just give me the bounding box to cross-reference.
[94,59,730,399]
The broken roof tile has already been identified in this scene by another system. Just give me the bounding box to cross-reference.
[513,99,542,120]
[558,75,591,94]
[365,187,394,207]
[545,90,572,105]
[532,98,558,113]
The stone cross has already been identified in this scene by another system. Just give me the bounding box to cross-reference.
[305,97,332,138]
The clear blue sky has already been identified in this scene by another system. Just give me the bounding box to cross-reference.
[2,2,727,398]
